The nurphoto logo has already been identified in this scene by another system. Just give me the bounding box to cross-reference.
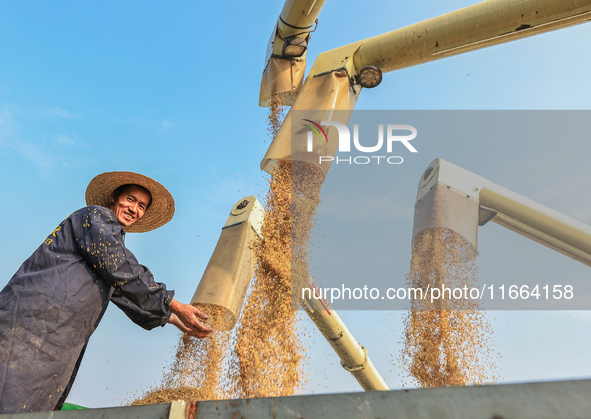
[303,120,418,165]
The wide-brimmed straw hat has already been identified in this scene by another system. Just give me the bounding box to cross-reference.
[85,171,175,233]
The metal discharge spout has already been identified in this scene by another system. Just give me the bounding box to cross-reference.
[190,196,264,331]
[413,158,591,267]
[261,0,591,177]
[261,71,358,178]
[259,0,328,107]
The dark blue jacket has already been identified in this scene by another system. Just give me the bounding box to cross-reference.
[0,206,174,413]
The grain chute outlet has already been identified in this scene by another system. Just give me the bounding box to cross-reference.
[413,158,591,267]
[190,196,264,331]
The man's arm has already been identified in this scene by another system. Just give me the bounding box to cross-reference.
[78,207,197,333]
[168,299,212,338]
[110,290,173,330]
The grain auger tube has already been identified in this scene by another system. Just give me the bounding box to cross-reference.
[261,0,591,179]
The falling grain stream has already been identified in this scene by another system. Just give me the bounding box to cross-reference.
[401,228,500,387]
[131,99,499,405]
[131,97,309,404]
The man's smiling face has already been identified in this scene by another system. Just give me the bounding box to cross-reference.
[109,185,151,228]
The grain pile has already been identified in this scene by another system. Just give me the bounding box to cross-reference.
[400,228,499,387]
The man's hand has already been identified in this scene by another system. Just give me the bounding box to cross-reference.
[168,299,213,338]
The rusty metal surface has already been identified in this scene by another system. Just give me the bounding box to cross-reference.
[186,401,198,419]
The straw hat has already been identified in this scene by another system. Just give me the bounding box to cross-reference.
[85,171,175,233]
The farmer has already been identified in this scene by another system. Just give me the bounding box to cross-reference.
[0,171,212,413]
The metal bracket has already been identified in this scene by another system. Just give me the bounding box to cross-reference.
[478,205,498,226]
[340,345,368,372]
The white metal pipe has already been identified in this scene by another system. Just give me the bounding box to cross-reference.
[299,277,389,391]
[414,158,591,267]
[480,182,591,267]
[310,0,591,78]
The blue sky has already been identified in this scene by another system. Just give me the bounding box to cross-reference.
[1,0,591,408]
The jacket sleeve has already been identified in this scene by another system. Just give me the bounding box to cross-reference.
[77,207,174,330]
[110,289,172,330]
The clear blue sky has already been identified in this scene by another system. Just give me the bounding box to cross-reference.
[1,0,590,408]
